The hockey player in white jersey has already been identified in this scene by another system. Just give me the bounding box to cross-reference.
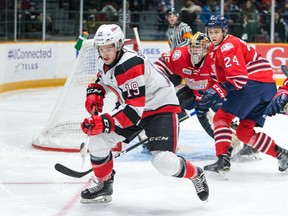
[80,24,209,204]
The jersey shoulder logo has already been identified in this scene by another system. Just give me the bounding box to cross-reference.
[172,50,182,61]
[221,42,234,52]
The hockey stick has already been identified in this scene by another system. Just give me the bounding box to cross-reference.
[80,131,91,168]
[80,107,97,168]
[55,110,198,178]
[54,137,149,178]
[133,27,141,52]
[281,65,288,77]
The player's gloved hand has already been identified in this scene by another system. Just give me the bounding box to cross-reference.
[85,83,106,114]
[194,95,207,117]
[81,114,115,135]
[211,99,223,112]
[197,83,227,112]
[266,91,288,116]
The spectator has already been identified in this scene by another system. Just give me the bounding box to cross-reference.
[84,14,97,34]
[274,10,287,43]
[156,1,169,34]
[129,0,143,30]
[21,0,30,10]
[200,0,220,25]
[118,1,131,28]
[264,10,287,43]
[24,2,40,32]
[242,0,260,42]
[233,12,249,41]
[101,3,118,21]
[279,0,288,41]
[223,0,241,34]
[180,0,202,32]
[37,12,53,33]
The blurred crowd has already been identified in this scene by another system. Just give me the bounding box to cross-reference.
[1,0,287,42]
[155,0,288,43]
[81,0,288,43]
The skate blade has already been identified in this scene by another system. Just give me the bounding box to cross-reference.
[80,195,112,204]
[278,167,288,172]
[204,170,229,181]
[278,163,288,173]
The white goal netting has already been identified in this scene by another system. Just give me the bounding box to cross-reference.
[32,38,137,152]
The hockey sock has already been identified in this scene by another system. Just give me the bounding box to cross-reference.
[90,152,114,181]
[250,132,278,157]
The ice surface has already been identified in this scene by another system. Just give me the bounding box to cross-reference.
[1,87,288,216]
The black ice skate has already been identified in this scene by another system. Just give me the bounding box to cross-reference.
[204,154,231,180]
[233,144,261,161]
[190,167,209,201]
[277,147,288,172]
[80,170,115,204]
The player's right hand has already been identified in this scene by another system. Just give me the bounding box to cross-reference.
[81,114,115,135]
[85,83,106,114]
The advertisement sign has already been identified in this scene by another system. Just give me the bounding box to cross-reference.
[1,41,287,91]
[141,41,169,62]
[255,44,288,76]
[2,42,75,83]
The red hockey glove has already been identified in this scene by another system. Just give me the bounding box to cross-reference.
[85,83,106,114]
[266,90,288,116]
[81,113,115,135]
[197,83,227,112]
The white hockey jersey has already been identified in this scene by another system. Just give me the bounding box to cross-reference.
[96,47,181,129]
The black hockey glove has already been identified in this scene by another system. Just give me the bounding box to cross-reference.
[266,91,288,116]
[197,83,228,114]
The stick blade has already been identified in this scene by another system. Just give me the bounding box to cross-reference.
[54,163,91,178]
[281,65,288,77]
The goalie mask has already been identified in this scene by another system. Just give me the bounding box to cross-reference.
[93,24,124,52]
[189,32,210,65]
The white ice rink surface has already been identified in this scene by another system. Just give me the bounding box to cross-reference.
[1,87,288,216]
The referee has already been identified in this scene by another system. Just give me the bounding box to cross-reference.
[165,8,192,122]
[166,8,193,50]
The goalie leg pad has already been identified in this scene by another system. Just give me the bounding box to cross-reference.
[151,151,182,176]
[197,111,214,138]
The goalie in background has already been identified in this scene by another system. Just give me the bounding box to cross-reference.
[198,15,288,178]
[80,24,209,204]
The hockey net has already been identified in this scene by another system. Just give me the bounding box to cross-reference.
[32,38,138,152]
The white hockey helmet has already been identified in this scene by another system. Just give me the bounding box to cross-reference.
[94,24,124,51]
[189,32,210,65]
